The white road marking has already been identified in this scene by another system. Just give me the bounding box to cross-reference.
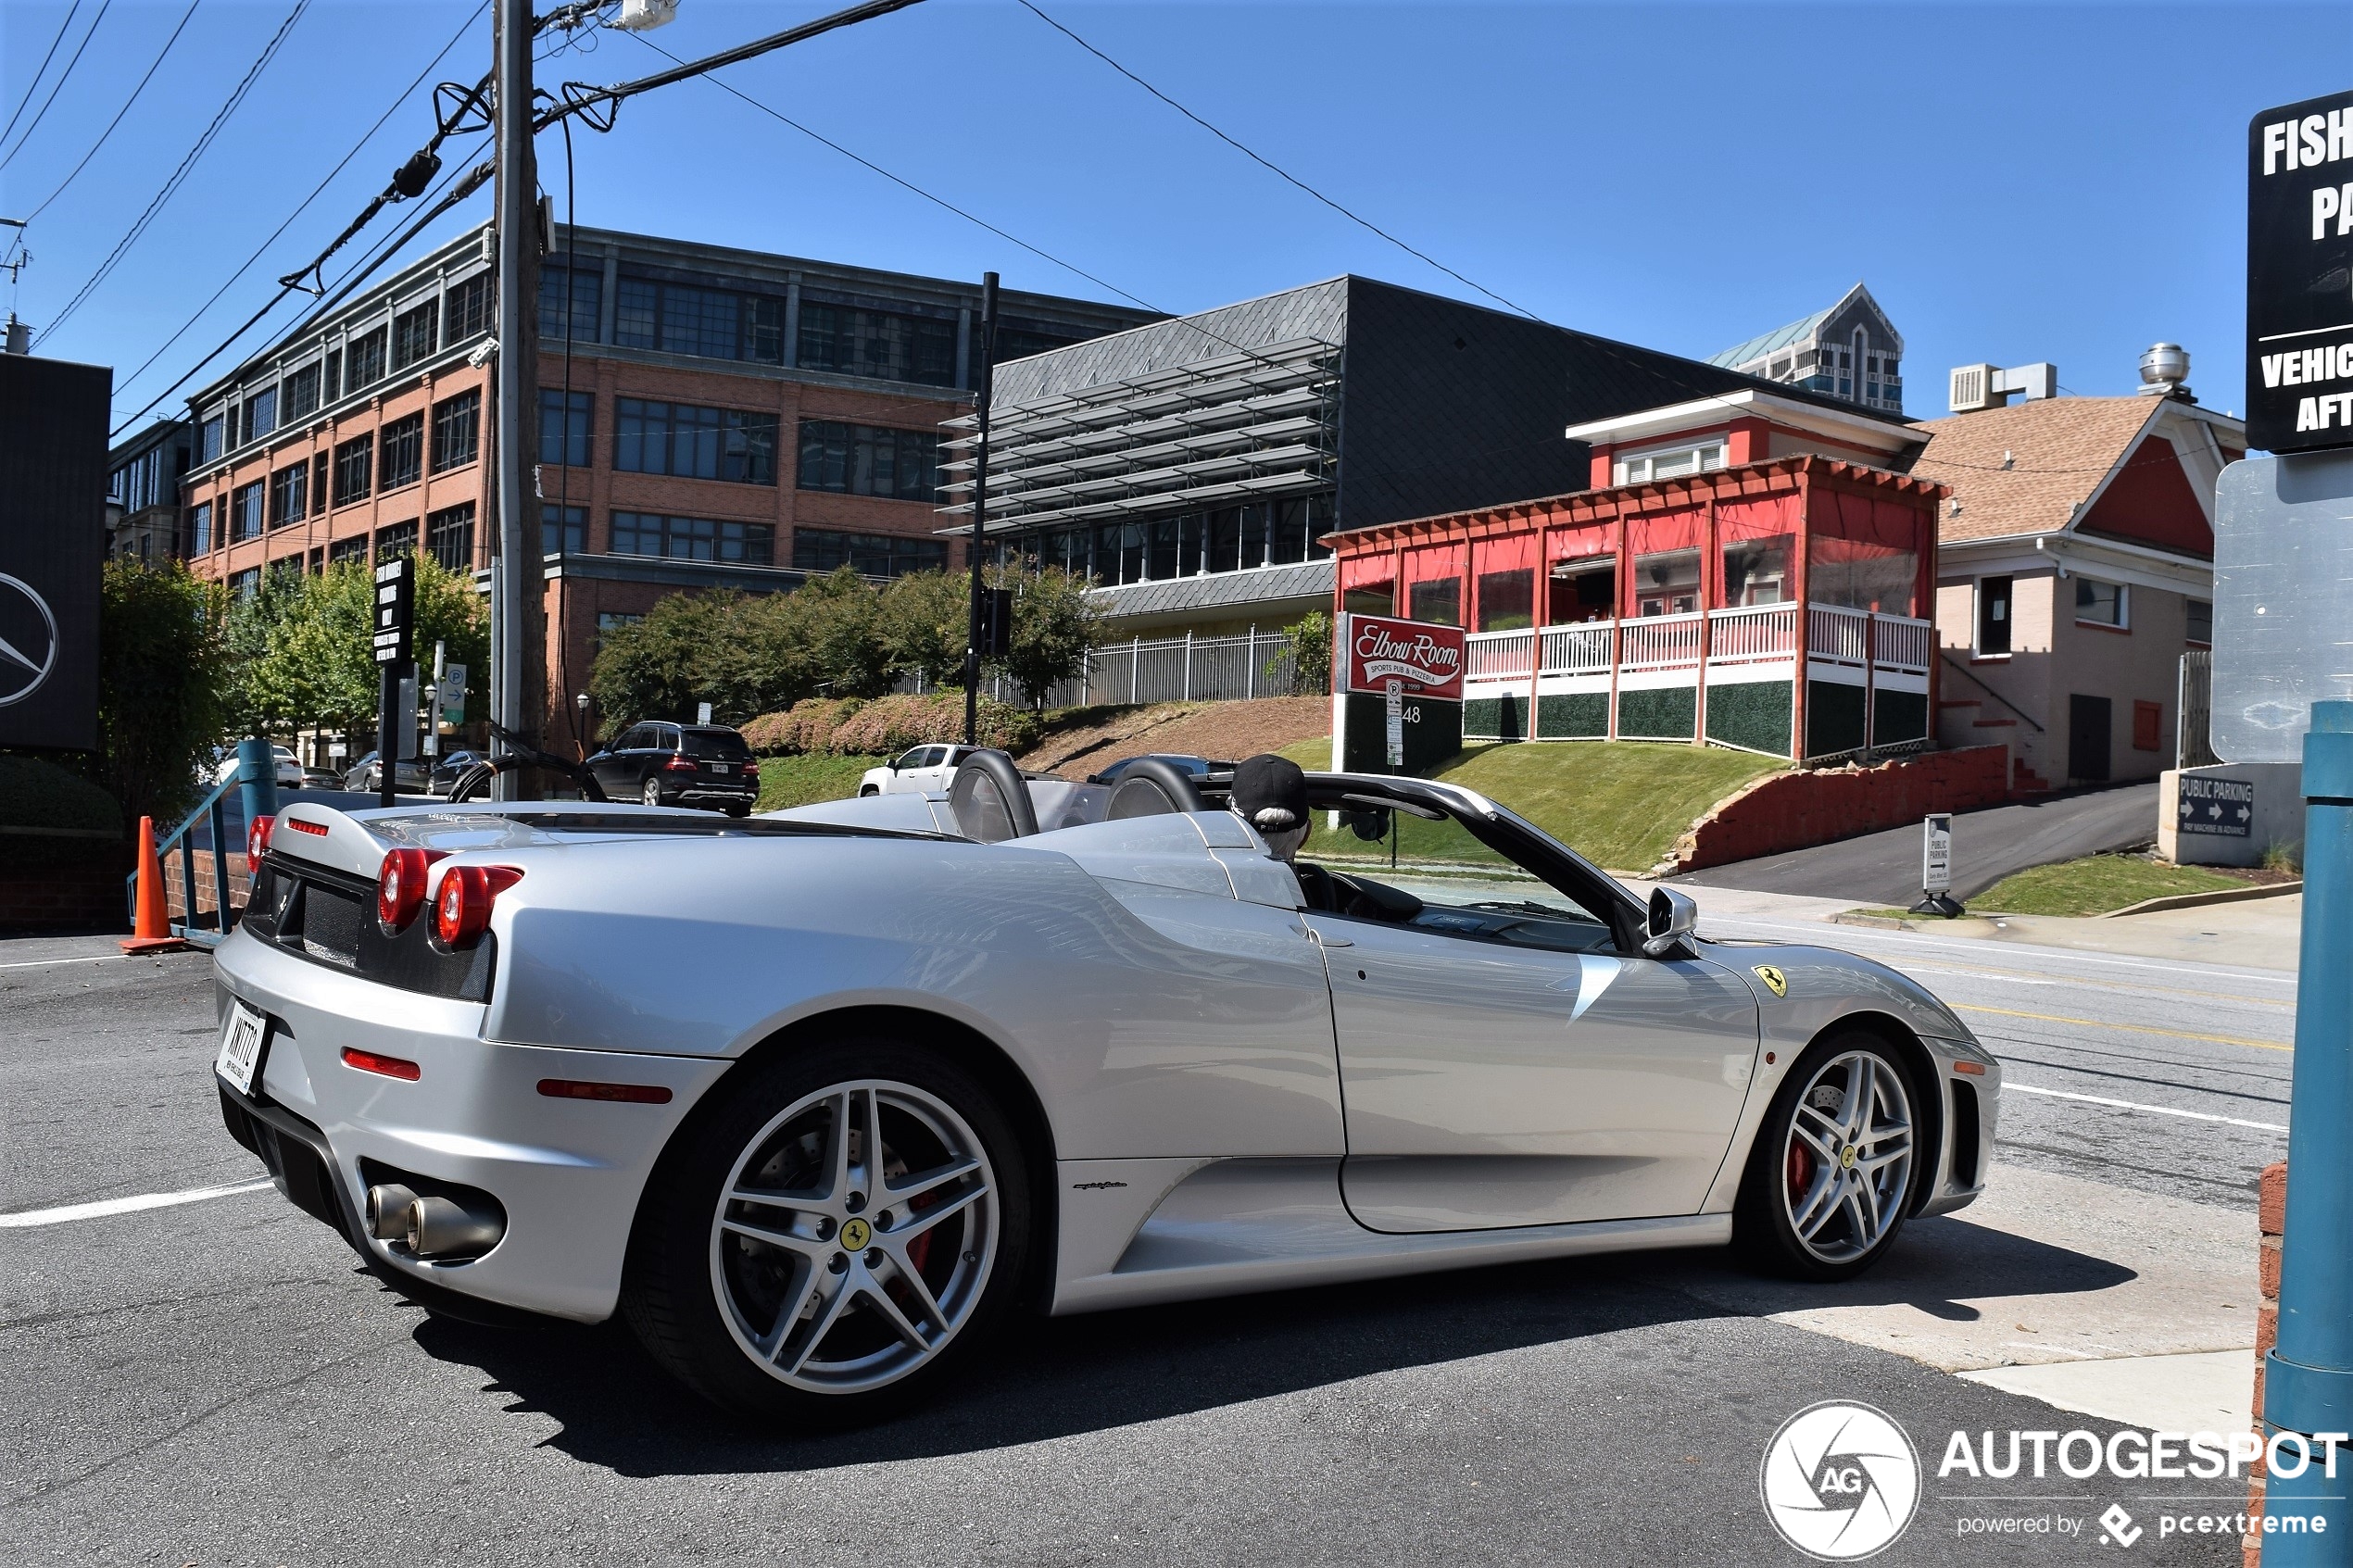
[1899,965,2059,986]
[0,953,132,972]
[0,1179,273,1228]
[2006,1082,2287,1133]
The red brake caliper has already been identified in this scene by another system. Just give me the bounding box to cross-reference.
[1786,1138,1813,1202]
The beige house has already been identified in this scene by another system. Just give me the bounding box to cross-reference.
[1913,365,2242,790]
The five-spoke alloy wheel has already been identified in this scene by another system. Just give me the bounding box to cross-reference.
[624,1039,1030,1422]
[1736,1032,1919,1281]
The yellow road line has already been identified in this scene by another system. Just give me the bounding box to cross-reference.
[1953,1003,2290,1053]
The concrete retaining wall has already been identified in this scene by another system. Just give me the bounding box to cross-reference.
[1667,745,2013,873]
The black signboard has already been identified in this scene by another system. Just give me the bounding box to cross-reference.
[2247,88,2353,453]
[371,557,414,667]
[0,353,107,750]
[2178,772,2256,838]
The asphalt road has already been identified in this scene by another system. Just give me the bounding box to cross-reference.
[1679,783,2161,906]
[0,933,2287,1568]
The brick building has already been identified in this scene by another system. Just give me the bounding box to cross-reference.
[178,221,1151,755]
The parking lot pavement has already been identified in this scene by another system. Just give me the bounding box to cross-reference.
[0,942,2267,1566]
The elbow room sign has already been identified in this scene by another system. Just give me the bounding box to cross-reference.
[1337,613,1464,774]
[2248,87,2353,453]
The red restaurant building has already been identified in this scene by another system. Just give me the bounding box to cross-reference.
[1325,390,1945,761]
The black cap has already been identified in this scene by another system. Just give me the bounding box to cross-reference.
[1231,753,1307,834]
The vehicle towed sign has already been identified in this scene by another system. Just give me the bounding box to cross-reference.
[2246,88,2353,453]
[1344,612,1465,699]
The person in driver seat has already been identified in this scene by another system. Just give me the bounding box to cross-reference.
[1228,754,1420,922]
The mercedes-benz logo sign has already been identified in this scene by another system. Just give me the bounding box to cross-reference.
[0,573,60,708]
[1759,1400,1920,1560]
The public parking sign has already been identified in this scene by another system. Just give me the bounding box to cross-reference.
[2247,89,2353,454]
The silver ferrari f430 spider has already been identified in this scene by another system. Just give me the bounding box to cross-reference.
[210,749,1996,1421]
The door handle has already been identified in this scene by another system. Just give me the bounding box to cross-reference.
[1306,929,1353,947]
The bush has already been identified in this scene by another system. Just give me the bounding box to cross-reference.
[1277,611,1332,695]
[0,755,124,870]
[92,558,233,829]
[742,696,865,756]
[748,693,1043,759]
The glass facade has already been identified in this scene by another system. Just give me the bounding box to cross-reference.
[796,420,938,501]
[798,302,956,385]
[1013,495,1333,586]
[614,398,776,484]
[791,529,946,577]
[610,510,774,566]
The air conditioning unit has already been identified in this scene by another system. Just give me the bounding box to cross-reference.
[1949,364,1996,412]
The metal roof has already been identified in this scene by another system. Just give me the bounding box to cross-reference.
[1705,304,1837,370]
[1088,558,1336,618]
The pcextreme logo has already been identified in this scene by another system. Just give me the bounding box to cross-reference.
[1760,1401,1921,1561]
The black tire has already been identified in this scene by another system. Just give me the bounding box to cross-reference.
[724,804,751,819]
[859,785,879,797]
[1733,1029,1921,1283]
[622,1035,1032,1424]
[641,778,662,808]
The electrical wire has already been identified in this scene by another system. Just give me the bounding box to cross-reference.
[107,2,489,420]
[39,0,310,345]
[0,1,82,153]
[0,0,103,170]
[19,0,200,221]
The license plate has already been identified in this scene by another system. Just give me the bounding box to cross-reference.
[708,762,731,775]
[215,998,269,1097]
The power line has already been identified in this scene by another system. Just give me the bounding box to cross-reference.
[37,0,310,346]
[1014,0,1543,324]
[0,1,83,154]
[108,2,488,415]
[0,0,112,172]
[21,0,202,221]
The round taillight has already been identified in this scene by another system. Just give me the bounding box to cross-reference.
[247,814,274,866]
[431,865,522,951]
[376,847,440,934]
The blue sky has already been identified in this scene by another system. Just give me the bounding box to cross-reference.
[3,1,2345,434]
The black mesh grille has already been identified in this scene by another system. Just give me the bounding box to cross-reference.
[300,883,363,967]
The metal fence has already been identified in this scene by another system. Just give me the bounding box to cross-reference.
[920,630,1315,709]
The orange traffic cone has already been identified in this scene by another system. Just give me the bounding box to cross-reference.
[120,815,188,954]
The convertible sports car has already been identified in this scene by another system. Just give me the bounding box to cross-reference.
[211,750,1997,1421]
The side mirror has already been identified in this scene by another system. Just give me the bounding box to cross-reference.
[1345,808,1390,842]
[1643,886,1699,958]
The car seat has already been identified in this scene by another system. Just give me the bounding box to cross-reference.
[947,749,1040,842]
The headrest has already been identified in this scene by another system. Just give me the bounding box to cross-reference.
[947,749,1039,842]
[1230,754,1308,836]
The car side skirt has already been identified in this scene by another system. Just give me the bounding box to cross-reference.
[1049,1156,1730,1316]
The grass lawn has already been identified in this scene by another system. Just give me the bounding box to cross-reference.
[755,754,887,811]
[1968,854,2250,918]
[1278,737,1784,874]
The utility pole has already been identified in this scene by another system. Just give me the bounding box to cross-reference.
[489,0,541,799]
[963,270,997,747]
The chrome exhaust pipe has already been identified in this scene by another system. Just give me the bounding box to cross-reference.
[364,1183,420,1241]
[404,1194,504,1261]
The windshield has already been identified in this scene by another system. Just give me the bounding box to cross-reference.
[682,728,751,760]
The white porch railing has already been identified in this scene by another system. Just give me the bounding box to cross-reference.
[1872,614,1931,673]
[1804,604,1931,672]
[1706,603,1798,662]
[1465,627,1535,680]
[1618,610,1705,670]
[1809,604,1870,667]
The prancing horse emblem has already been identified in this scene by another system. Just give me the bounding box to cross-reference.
[1752,965,1789,998]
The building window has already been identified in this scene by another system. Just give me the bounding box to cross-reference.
[797,301,957,386]
[267,461,308,528]
[328,533,369,565]
[430,388,480,472]
[1477,569,1534,632]
[2133,699,2163,752]
[332,433,373,506]
[610,510,774,565]
[379,412,424,491]
[322,349,341,404]
[992,324,1082,362]
[744,295,786,363]
[660,284,740,359]
[1722,534,1793,607]
[427,502,475,571]
[614,398,776,484]
[614,278,658,348]
[346,326,387,391]
[245,385,278,444]
[283,362,321,422]
[232,482,265,540]
[607,275,785,363]
[188,500,213,556]
[444,271,492,342]
[790,528,946,578]
[375,520,418,562]
[1407,577,1461,626]
[1977,575,2013,655]
[2075,576,2127,629]
[1633,547,1701,617]
[1614,442,1725,485]
[230,567,261,599]
[199,414,223,462]
[538,389,592,467]
[542,503,586,556]
[596,611,644,644]
[1549,557,1616,623]
[539,265,601,342]
[2187,597,2213,646]
[392,301,439,370]
[795,420,940,501]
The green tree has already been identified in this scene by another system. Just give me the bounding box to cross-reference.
[1277,610,1332,696]
[237,554,487,742]
[89,558,233,827]
[877,568,968,688]
[995,565,1101,708]
[590,589,819,732]
[793,568,895,699]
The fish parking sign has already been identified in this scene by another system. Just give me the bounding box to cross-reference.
[2178,774,2256,837]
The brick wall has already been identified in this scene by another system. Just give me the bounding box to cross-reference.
[1666,745,2013,873]
[2246,1160,2285,1567]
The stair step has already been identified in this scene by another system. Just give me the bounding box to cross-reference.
[1972,717,2018,727]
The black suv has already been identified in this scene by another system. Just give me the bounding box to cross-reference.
[588,722,760,815]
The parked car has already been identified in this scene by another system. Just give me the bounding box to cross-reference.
[425,750,482,797]
[216,750,1996,1425]
[1088,753,1223,786]
[859,744,981,797]
[340,751,431,796]
[587,722,759,814]
[216,746,304,789]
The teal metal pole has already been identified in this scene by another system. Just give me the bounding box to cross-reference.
[234,736,278,828]
[2266,699,2353,1563]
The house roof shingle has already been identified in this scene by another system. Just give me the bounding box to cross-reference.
[1906,396,2159,543]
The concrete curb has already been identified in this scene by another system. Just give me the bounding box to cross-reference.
[2103,881,2302,918]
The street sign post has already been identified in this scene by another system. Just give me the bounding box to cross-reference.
[2246,90,2353,455]
[372,557,414,807]
[438,662,466,730]
[1909,813,1964,917]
